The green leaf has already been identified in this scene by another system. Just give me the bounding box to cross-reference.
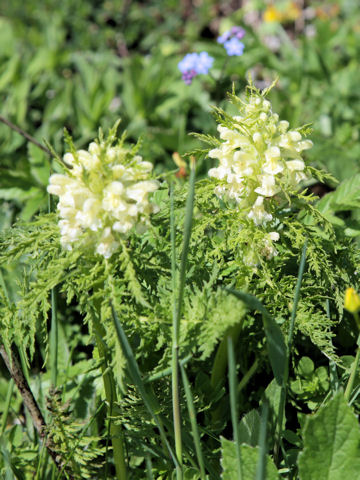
[316,174,360,231]
[238,410,261,447]
[221,438,279,480]
[298,392,360,480]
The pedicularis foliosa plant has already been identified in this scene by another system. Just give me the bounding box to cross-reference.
[1,82,359,478]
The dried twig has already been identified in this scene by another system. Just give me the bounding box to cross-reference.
[0,344,74,479]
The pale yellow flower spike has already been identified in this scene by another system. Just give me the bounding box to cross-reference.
[48,131,159,259]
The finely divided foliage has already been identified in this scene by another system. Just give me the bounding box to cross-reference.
[1,83,360,478]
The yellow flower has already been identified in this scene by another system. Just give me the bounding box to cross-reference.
[263,2,301,24]
[263,5,283,23]
[344,288,360,314]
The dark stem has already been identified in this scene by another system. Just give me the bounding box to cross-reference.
[0,114,52,156]
[0,344,73,478]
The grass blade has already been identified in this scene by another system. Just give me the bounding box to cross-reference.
[110,302,179,469]
[274,240,307,463]
[180,364,206,479]
[146,455,154,480]
[256,401,269,480]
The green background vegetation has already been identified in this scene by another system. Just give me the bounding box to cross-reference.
[1,1,360,479]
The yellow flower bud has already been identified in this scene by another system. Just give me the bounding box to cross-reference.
[344,288,360,314]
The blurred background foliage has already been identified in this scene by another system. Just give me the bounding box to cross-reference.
[0,0,359,221]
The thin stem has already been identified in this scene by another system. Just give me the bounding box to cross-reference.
[344,330,360,403]
[50,288,58,387]
[214,58,230,104]
[0,114,52,156]
[170,183,183,477]
[274,240,307,464]
[227,336,242,480]
[92,316,127,480]
[237,357,260,395]
[171,160,196,479]
[180,365,206,479]
[0,345,67,476]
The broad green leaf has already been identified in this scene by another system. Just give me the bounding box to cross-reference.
[317,174,360,214]
[298,392,360,480]
[238,410,261,446]
[221,438,279,480]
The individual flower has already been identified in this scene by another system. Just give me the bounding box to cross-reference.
[218,26,246,56]
[224,37,245,56]
[48,125,159,259]
[217,31,231,44]
[178,52,214,85]
[208,85,313,262]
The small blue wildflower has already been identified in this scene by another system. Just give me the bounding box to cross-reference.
[217,30,231,44]
[178,51,214,85]
[196,51,214,74]
[223,37,245,56]
[178,53,199,73]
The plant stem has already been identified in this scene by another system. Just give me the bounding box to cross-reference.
[0,344,67,476]
[237,357,260,395]
[274,240,307,464]
[92,317,127,480]
[0,113,52,156]
[50,288,58,387]
[170,183,183,478]
[180,365,206,479]
[170,159,196,479]
[344,329,360,403]
[227,336,242,480]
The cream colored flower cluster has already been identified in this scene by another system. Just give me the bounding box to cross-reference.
[48,138,159,259]
[208,89,312,263]
[208,92,312,227]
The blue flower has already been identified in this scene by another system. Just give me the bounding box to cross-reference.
[223,37,245,56]
[196,51,214,74]
[217,30,231,44]
[178,51,214,85]
[178,53,199,73]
